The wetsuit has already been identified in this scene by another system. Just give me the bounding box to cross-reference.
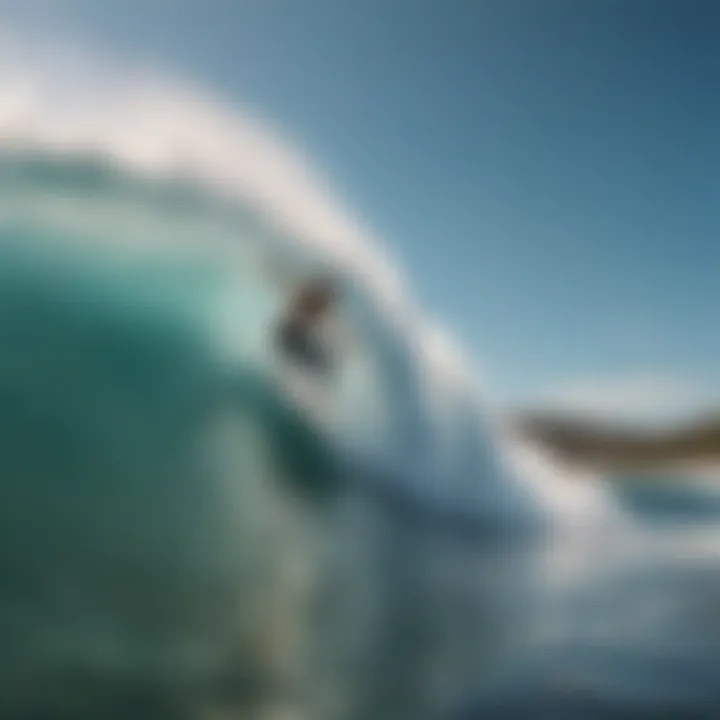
[275,317,335,378]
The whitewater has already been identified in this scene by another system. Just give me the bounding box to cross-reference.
[0,53,718,719]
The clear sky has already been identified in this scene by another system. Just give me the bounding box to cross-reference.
[3,0,719,417]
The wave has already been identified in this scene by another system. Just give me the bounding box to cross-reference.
[0,144,620,523]
[0,47,638,719]
[0,48,620,515]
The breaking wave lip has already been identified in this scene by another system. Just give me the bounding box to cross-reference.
[0,46,463,383]
[0,41,620,523]
[0,44,404,308]
[0,38,480,391]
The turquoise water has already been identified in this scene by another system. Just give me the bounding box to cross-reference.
[0,150,718,719]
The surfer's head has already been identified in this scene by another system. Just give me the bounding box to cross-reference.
[290,277,338,324]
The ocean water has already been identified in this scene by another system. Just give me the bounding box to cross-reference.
[0,141,718,719]
[461,481,720,719]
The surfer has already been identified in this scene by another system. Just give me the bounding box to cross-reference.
[274,277,340,380]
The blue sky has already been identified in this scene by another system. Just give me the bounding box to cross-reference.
[3,0,719,417]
